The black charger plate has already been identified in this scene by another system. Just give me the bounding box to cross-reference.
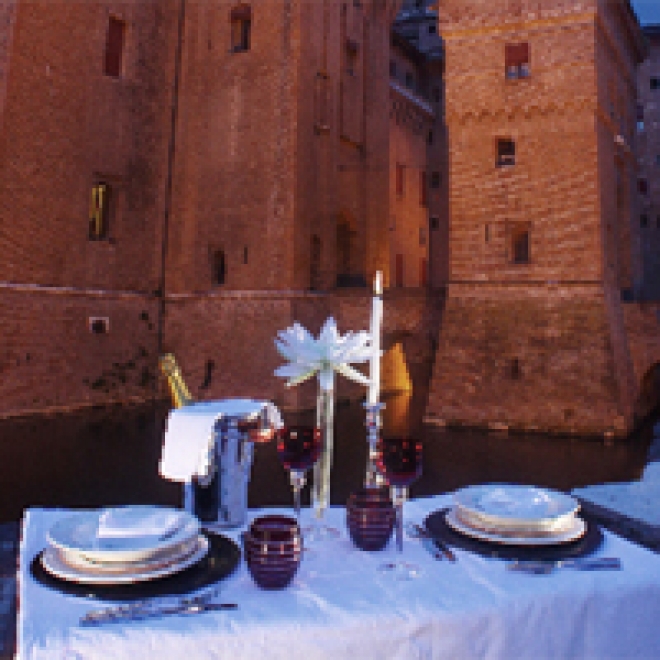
[424,509,603,562]
[31,532,241,601]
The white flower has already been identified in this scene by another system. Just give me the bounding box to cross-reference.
[274,317,373,391]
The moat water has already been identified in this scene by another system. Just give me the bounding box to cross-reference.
[0,386,656,523]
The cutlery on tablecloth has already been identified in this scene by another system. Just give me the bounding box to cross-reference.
[80,585,229,626]
[407,523,457,563]
[507,557,622,575]
[80,601,237,625]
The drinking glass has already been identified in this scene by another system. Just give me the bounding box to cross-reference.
[275,426,321,524]
[375,437,423,580]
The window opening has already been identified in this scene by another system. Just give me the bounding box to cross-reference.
[104,17,126,77]
[496,139,516,167]
[89,182,111,240]
[505,42,530,80]
[213,250,226,285]
[230,5,251,53]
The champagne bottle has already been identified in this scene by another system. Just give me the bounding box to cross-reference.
[158,353,194,408]
[159,353,218,522]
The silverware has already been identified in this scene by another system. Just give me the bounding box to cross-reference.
[507,557,622,575]
[412,523,456,562]
[80,585,228,626]
[81,600,237,625]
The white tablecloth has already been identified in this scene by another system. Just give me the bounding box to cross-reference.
[18,496,660,660]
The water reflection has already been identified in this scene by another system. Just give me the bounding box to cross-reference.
[0,392,654,522]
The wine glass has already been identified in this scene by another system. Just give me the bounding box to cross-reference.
[375,437,423,580]
[275,426,321,524]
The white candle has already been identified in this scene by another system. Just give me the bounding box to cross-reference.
[368,271,383,405]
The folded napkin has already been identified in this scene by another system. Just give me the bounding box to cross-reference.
[96,506,184,540]
[159,399,283,482]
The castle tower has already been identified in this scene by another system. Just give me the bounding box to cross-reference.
[425,0,647,437]
[162,0,402,405]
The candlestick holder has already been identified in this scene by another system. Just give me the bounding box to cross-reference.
[364,401,386,488]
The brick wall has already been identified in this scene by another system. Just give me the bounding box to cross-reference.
[426,0,649,437]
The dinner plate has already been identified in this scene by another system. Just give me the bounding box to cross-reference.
[41,535,209,585]
[453,484,580,531]
[47,506,200,564]
[445,508,586,546]
[59,535,201,575]
[424,508,602,562]
[31,532,241,601]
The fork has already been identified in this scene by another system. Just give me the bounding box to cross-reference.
[507,557,622,575]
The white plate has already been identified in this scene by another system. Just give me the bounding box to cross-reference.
[453,484,580,530]
[41,535,209,585]
[445,508,586,546]
[47,506,200,564]
[60,535,201,575]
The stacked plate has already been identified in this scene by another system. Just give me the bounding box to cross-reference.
[41,505,208,584]
[446,484,584,546]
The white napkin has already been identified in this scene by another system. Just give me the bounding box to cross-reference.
[96,506,184,540]
[159,399,283,482]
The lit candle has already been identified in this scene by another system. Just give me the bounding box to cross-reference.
[368,271,383,405]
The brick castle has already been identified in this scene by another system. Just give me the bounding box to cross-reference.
[0,0,658,438]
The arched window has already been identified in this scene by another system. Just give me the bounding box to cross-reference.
[230,5,251,53]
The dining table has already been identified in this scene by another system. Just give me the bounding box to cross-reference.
[17,493,660,660]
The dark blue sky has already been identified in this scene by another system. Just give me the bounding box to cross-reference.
[631,0,660,26]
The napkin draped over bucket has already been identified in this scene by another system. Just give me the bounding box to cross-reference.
[159,399,283,482]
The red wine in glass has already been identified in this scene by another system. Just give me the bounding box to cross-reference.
[276,426,321,472]
[276,426,322,524]
[375,438,423,580]
[376,438,422,488]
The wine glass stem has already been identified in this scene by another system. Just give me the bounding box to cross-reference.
[290,471,306,524]
[392,486,406,554]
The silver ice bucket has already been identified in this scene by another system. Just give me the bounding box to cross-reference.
[183,401,281,528]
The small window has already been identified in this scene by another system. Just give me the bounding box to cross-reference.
[419,171,427,207]
[505,42,530,80]
[427,130,434,146]
[641,214,649,228]
[428,24,436,35]
[104,17,126,77]
[650,77,660,90]
[430,216,439,230]
[396,163,405,197]
[243,246,248,264]
[430,171,441,188]
[405,72,414,89]
[345,38,359,75]
[496,138,516,167]
[389,60,397,77]
[230,5,251,53]
[639,179,649,195]
[511,228,530,264]
[213,250,226,285]
[89,182,112,240]
[509,358,522,380]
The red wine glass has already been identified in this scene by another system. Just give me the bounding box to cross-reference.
[375,437,423,580]
[276,426,322,523]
